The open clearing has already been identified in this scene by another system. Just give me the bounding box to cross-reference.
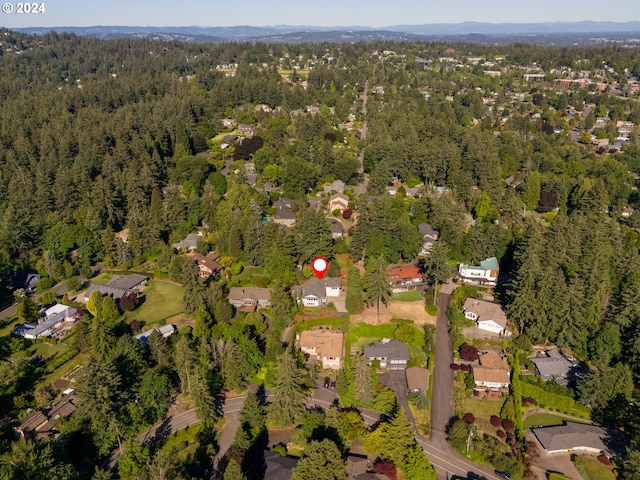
[350,300,436,326]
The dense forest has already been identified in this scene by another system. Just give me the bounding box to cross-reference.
[2,29,640,479]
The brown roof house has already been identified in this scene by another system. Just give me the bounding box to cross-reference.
[187,252,224,278]
[463,298,509,336]
[298,329,344,370]
[405,366,430,393]
[228,287,271,312]
[272,207,296,227]
[471,352,511,399]
[328,193,349,214]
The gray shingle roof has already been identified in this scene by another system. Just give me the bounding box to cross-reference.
[364,340,410,362]
[533,422,626,457]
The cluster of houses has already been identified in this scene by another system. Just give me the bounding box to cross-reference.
[15,389,79,440]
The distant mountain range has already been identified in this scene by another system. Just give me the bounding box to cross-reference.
[14,21,640,45]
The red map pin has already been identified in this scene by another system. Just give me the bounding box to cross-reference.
[312,257,329,280]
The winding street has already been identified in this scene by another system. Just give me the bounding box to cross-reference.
[108,285,502,480]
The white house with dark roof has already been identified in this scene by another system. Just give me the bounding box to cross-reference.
[458,257,499,286]
[329,218,344,239]
[294,278,341,307]
[364,339,410,371]
[463,297,508,335]
[14,304,79,340]
[417,223,439,255]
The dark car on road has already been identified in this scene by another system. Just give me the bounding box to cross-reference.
[495,471,510,480]
[324,377,330,388]
[330,379,336,389]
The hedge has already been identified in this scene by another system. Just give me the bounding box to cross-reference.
[520,383,591,418]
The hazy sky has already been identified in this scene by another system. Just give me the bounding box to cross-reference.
[1,0,639,29]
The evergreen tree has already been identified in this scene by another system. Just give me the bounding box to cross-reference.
[223,460,247,480]
[345,268,364,314]
[353,354,374,406]
[268,349,311,426]
[291,439,347,480]
[364,256,391,322]
[422,241,451,305]
[182,259,205,316]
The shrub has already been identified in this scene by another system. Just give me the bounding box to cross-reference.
[450,363,460,371]
[120,292,138,312]
[490,415,501,427]
[597,455,611,466]
[459,342,479,362]
[496,429,506,439]
[501,419,514,431]
[463,413,476,424]
[372,459,397,480]
[459,364,470,372]
[342,208,352,219]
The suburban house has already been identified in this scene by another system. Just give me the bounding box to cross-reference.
[329,218,344,239]
[272,207,297,227]
[529,350,575,386]
[347,454,368,479]
[9,270,41,291]
[328,193,349,213]
[238,124,254,135]
[135,324,177,344]
[221,118,236,128]
[172,233,199,252]
[187,252,224,278]
[323,179,346,194]
[387,264,423,290]
[82,273,148,304]
[364,339,410,371]
[457,257,499,286]
[406,366,430,393]
[471,352,511,398]
[228,287,271,311]
[417,223,439,255]
[15,392,79,440]
[532,422,626,457]
[263,450,298,480]
[294,278,342,307]
[297,328,344,369]
[14,304,79,340]
[463,298,509,335]
[273,197,293,210]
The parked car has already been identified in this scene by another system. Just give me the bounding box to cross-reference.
[494,471,510,480]
[330,379,336,389]
[324,377,330,388]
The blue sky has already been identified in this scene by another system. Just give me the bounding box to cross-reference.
[1,0,639,29]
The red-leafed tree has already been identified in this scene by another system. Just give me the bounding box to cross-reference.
[460,364,470,372]
[597,455,611,466]
[462,413,476,424]
[459,343,479,362]
[120,292,138,312]
[373,459,397,480]
[450,363,460,371]
[496,429,506,439]
[342,208,353,219]
[490,415,501,427]
[502,419,514,431]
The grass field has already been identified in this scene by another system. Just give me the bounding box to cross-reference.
[39,353,89,386]
[461,397,504,419]
[0,316,20,336]
[573,456,615,480]
[347,322,399,347]
[547,473,571,480]
[230,266,267,287]
[392,291,423,302]
[278,69,309,79]
[90,272,114,285]
[125,280,185,327]
[523,413,572,430]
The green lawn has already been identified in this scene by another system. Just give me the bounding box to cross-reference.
[461,398,504,419]
[125,280,185,327]
[14,341,68,361]
[392,291,423,302]
[230,266,267,287]
[0,316,20,336]
[573,456,615,480]
[523,413,572,430]
[39,353,89,387]
[547,473,571,480]
[90,272,114,285]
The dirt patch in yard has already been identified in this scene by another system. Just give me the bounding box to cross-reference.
[350,300,436,325]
